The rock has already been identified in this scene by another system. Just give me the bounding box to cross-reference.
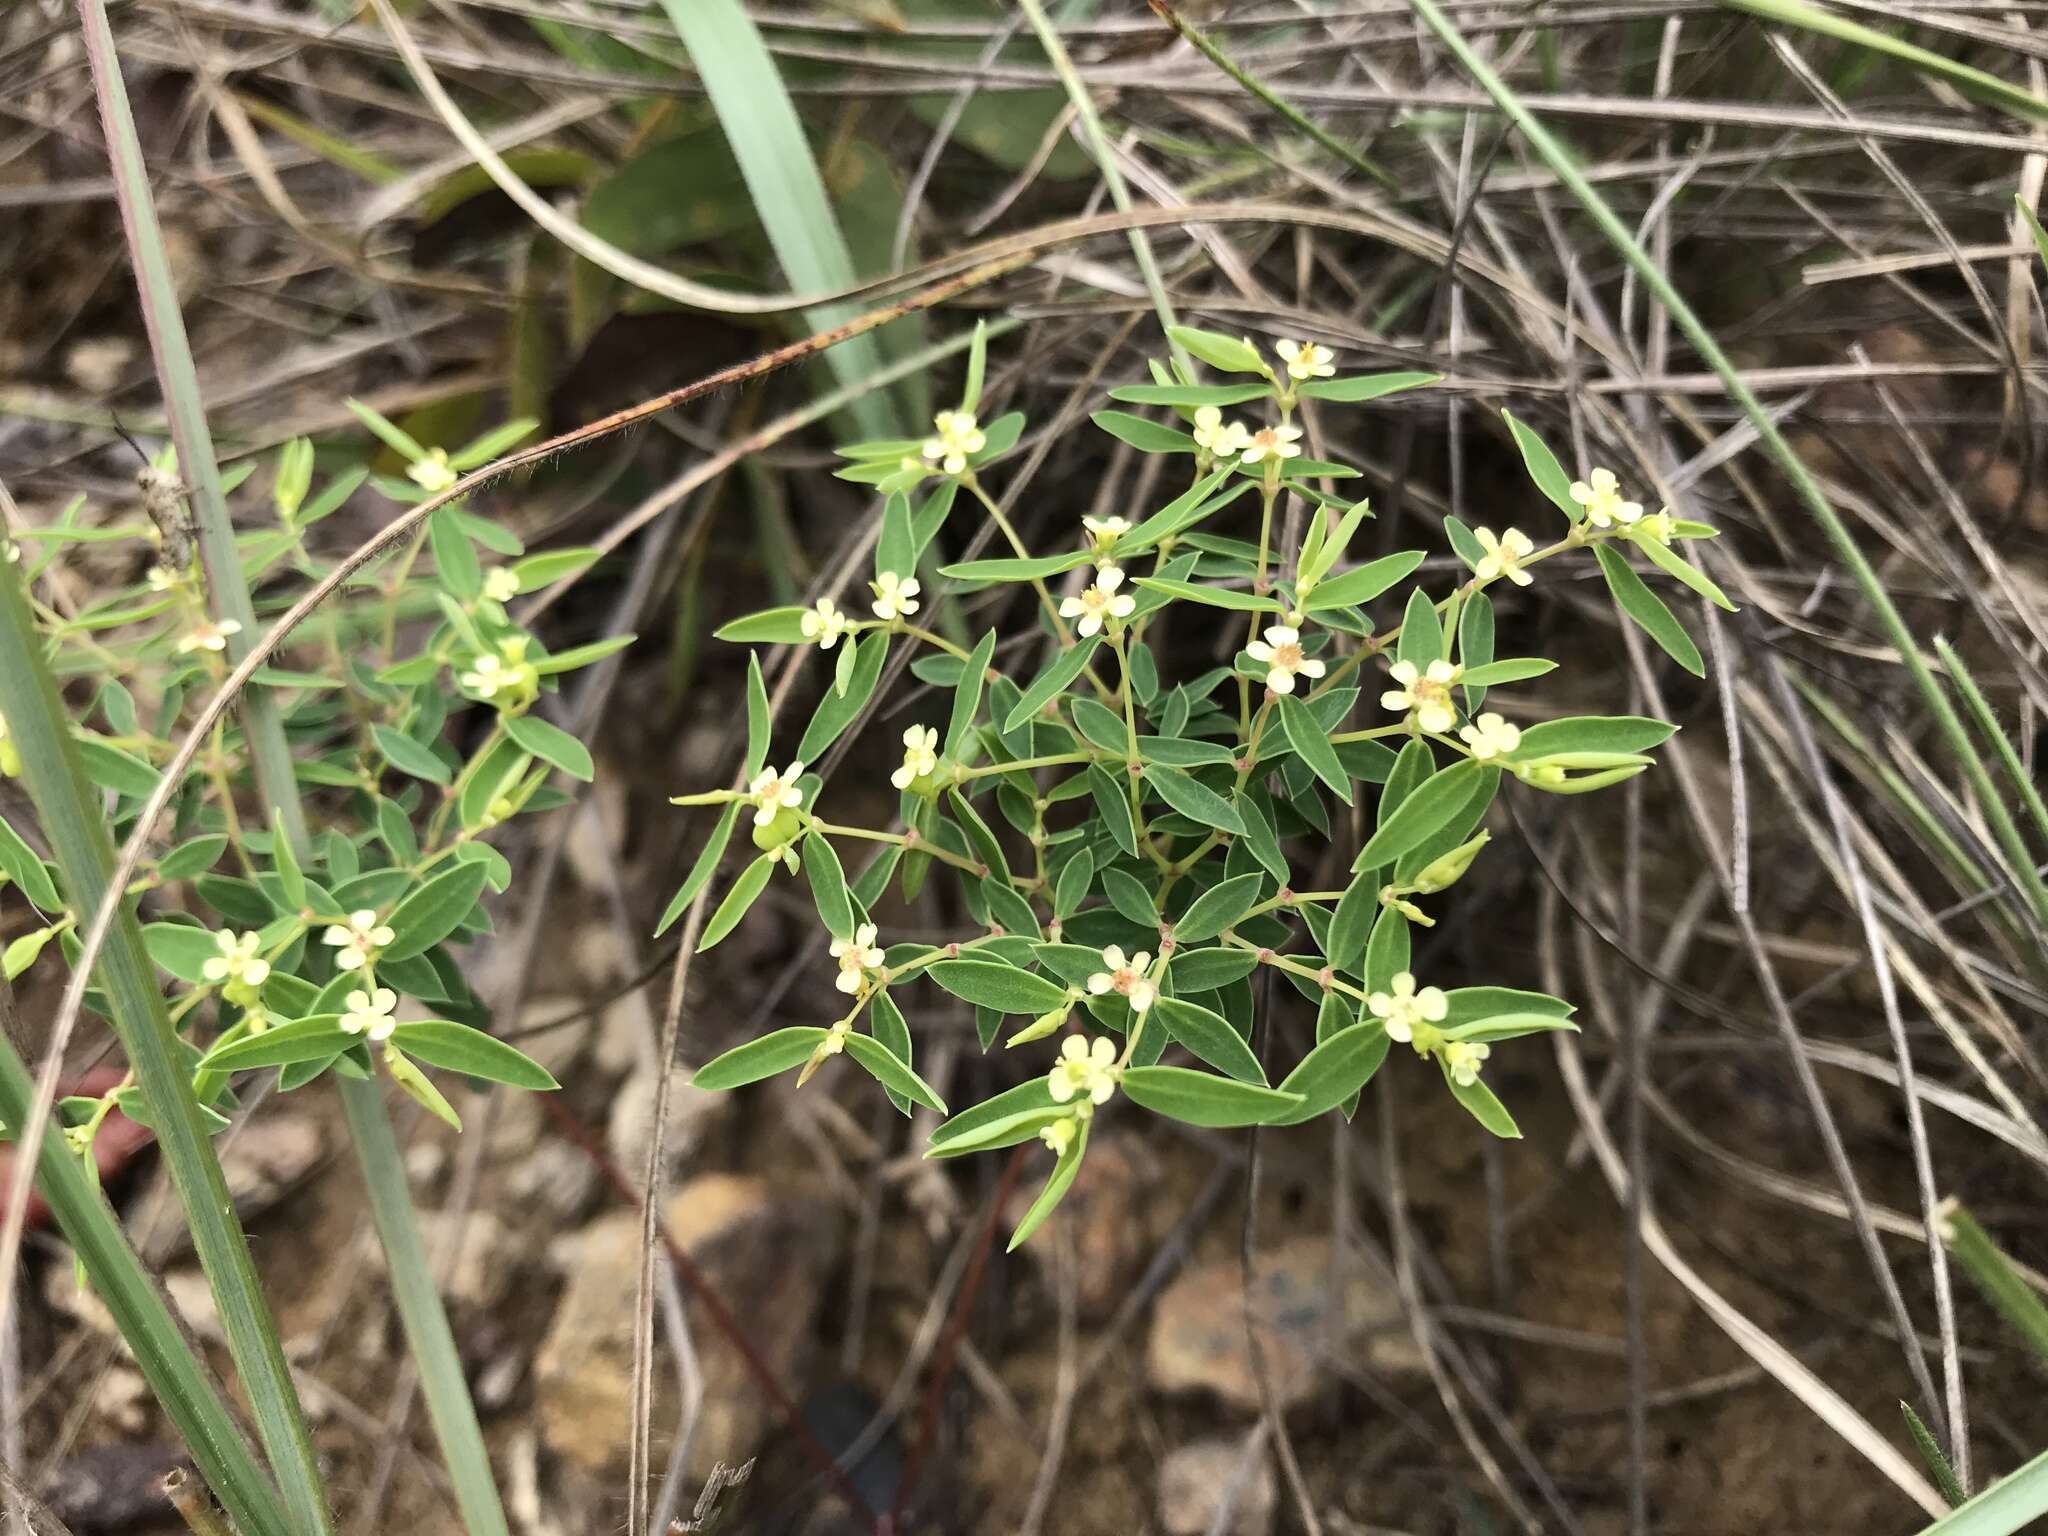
[131,1111,324,1263]
[1147,1236,1423,1413]
[40,1443,184,1532]
[512,994,594,1083]
[1159,1434,1276,1536]
[1002,1131,1159,1320]
[605,1066,728,1182]
[533,1174,837,1481]
[93,1364,150,1433]
[508,1140,600,1222]
[161,1268,219,1341]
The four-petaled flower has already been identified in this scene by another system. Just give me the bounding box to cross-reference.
[1060,565,1136,638]
[203,930,270,988]
[870,571,921,621]
[1444,1039,1491,1086]
[176,617,242,655]
[459,638,537,705]
[892,725,939,791]
[146,565,181,593]
[829,922,885,995]
[1245,623,1325,695]
[1380,658,1463,734]
[801,598,848,650]
[1239,424,1303,465]
[1192,406,1252,458]
[323,909,395,971]
[819,1020,852,1058]
[407,449,458,494]
[1086,946,1156,1013]
[1474,526,1534,587]
[1569,467,1642,529]
[1276,339,1336,381]
[1083,514,1129,543]
[483,568,519,603]
[922,410,985,475]
[1048,1035,1119,1106]
[1367,971,1448,1044]
[1040,1115,1079,1155]
[1459,712,1521,761]
[748,761,805,826]
[340,986,399,1042]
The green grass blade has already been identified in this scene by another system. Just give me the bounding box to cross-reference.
[0,569,334,1536]
[1933,639,2048,855]
[0,1033,291,1536]
[1910,1445,2048,1536]
[1406,0,2048,940]
[1901,1401,1968,1509]
[1719,0,2048,126]
[655,0,896,436]
[1939,1199,2048,1362]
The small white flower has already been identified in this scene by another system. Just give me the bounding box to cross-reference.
[921,410,985,475]
[820,1020,852,1057]
[891,724,939,791]
[322,909,395,971]
[1367,971,1448,1045]
[1244,623,1325,695]
[459,637,536,703]
[800,597,848,650]
[1444,1039,1491,1087]
[340,986,399,1042]
[1040,1114,1079,1156]
[1,540,18,564]
[1239,424,1303,466]
[1380,658,1463,734]
[407,449,458,494]
[483,567,519,603]
[1047,1034,1119,1106]
[1459,712,1522,761]
[1083,514,1130,543]
[176,617,242,655]
[146,564,181,592]
[1569,467,1642,529]
[1192,406,1253,458]
[829,921,886,995]
[1473,526,1534,587]
[1086,946,1156,1014]
[461,655,506,695]
[202,930,270,988]
[748,761,805,827]
[1276,339,1336,381]
[1059,564,1136,638]
[870,571,921,621]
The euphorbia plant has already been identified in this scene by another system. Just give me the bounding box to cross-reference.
[676,322,1731,1248]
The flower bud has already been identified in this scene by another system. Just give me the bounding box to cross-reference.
[751,806,803,850]
[1410,831,1489,894]
[1005,1006,1072,1049]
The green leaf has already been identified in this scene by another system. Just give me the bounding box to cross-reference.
[1327,868,1378,973]
[842,1032,947,1114]
[391,1021,559,1089]
[1512,716,1676,758]
[1086,764,1139,858]
[1167,946,1259,990]
[1007,1119,1087,1250]
[1108,382,1271,407]
[928,959,1070,1014]
[693,1026,830,1090]
[699,853,776,952]
[928,1077,1061,1155]
[797,633,886,762]
[802,832,854,942]
[507,547,602,593]
[74,737,159,797]
[1276,694,1352,804]
[1091,410,1198,454]
[1144,765,1247,835]
[1172,872,1265,944]
[868,988,914,1114]
[1457,658,1556,686]
[142,922,222,984]
[202,1016,357,1072]
[876,491,915,585]
[1393,586,1444,669]
[1120,1066,1303,1127]
[0,817,62,910]
[656,802,738,937]
[1448,1071,1521,1138]
[1363,904,1410,993]
[946,630,996,759]
[743,652,770,779]
[1052,846,1095,919]
[1153,996,1266,1083]
[429,507,481,599]
[1166,325,1271,375]
[1267,1019,1391,1125]
[531,635,635,676]
[1595,543,1704,676]
[372,724,453,786]
[505,713,595,783]
[1637,533,1737,611]
[939,551,1095,582]
[268,809,307,912]
[1297,370,1441,403]
[1503,410,1579,522]
[1357,760,1482,869]
[1003,636,1100,732]
[1131,576,1276,613]
[1442,1012,1581,1044]
[382,863,490,961]
[1102,866,1160,926]
[715,606,811,644]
